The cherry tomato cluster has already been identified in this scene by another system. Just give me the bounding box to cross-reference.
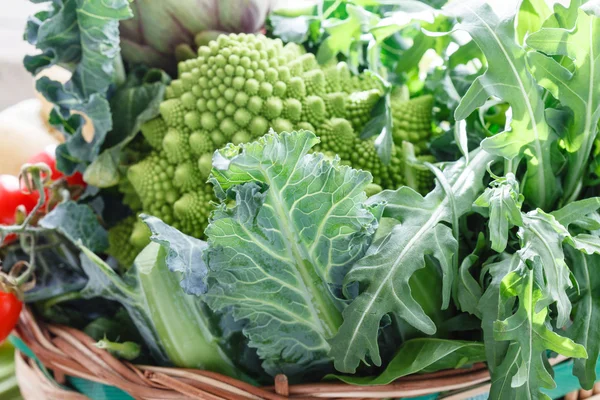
[0,145,85,342]
[0,145,85,244]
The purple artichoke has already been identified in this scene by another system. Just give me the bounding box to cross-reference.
[120,0,280,73]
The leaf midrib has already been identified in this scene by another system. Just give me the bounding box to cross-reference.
[264,165,342,339]
[466,3,548,206]
[343,150,492,360]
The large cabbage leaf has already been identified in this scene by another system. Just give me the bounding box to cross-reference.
[204,130,379,377]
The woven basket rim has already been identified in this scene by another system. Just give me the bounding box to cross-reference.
[15,306,534,399]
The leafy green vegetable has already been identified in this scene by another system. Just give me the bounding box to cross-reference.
[142,215,208,296]
[474,173,523,253]
[205,130,379,378]
[39,201,108,253]
[24,0,133,174]
[566,249,600,390]
[329,338,485,385]
[78,243,242,378]
[447,1,557,210]
[83,67,170,187]
[491,270,587,399]
[329,148,496,373]
[455,232,485,317]
[526,2,600,203]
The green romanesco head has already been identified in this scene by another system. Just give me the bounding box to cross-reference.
[125,33,434,242]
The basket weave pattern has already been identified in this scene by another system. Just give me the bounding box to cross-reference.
[11,308,520,399]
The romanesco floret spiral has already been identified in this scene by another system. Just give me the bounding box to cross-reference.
[107,216,144,271]
[125,33,434,242]
[391,94,434,155]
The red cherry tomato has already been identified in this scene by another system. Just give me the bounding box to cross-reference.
[0,291,23,341]
[27,145,86,187]
[65,171,86,187]
[0,175,38,225]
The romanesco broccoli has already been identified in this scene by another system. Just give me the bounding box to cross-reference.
[125,33,434,241]
[107,216,144,270]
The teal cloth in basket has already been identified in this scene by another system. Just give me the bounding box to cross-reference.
[68,377,133,400]
[9,334,600,400]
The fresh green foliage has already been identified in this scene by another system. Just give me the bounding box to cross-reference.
[447,1,556,210]
[492,270,587,399]
[142,215,209,296]
[39,201,108,253]
[83,67,171,187]
[329,148,496,373]
[79,243,242,378]
[566,249,600,389]
[526,1,600,203]
[205,130,379,377]
[474,173,523,253]
[24,0,133,174]
[329,338,486,385]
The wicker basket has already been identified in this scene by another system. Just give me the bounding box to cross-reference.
[12,307,597,400]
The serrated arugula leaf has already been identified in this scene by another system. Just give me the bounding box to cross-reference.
[455,233,485,317]
[526,3,600,201]
[205,131,378,377]
[24,0,132,173]
[329,148,496,373]
[491,270,587,400]
[550,197,600,227]
[328,338,486,385]
[446,1,557,209]
[474,172,524,252]
[517,210,573,327]
[39,201,108,252]
[142,215,209,296]
[478,254,521,372]
[565,248,600,390]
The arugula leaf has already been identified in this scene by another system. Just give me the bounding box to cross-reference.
[516,0,551,44]
[39,201,108,253]
[526,4,600,202]
[478,254,521,372]
[566,248,600,390]
[446,0,557,210]
[550,197,600,227]
[492,269,587,399]
[517,210,573,327]
[474,172,524,253]
[24,0,133,173]
[455,233,485,317]
[329,148,496,373]
[329,338,486,385]
[142,214,208,296]
[205,130,379,377]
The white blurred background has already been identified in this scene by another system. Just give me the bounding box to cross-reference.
[0,2,45,110]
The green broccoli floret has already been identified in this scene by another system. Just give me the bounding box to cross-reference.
[125,33,435,243]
